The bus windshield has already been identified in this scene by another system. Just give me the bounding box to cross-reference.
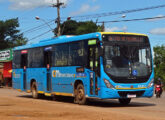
[103,35,152,78]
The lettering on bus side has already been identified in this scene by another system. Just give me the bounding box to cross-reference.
[76,73,87,78]
[13,72,21,78]
[52,70,75,78]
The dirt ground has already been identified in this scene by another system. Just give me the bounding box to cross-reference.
[0,88,165,120]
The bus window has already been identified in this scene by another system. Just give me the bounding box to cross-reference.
[13,51,21,69]
[69,41,87,66]
[52,41,88,67]
[28,48,44,68]
[53,44,69,66]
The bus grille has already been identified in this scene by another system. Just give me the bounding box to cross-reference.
[118,91,145,98]
[111,77,148,83]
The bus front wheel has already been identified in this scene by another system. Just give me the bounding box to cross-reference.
[75,84,87,105]
[31,82,39,99]
[119,98,131,105]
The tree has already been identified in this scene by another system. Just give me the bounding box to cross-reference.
[60,20,78,35]
[153,45,165,85]
[76,21,99,35]
[0,18,27,50]
[54,20,102,36]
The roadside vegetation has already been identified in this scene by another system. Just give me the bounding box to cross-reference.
[154,45,165,88]
[54,20,103,36]
[0,18,27,50]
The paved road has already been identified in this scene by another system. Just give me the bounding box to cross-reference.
[0,88,165,120]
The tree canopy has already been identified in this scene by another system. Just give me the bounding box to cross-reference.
[0,18,27,50]
[154,45,165,85]
[54,20,102,36]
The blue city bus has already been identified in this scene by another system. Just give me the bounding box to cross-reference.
[12,32,154,105]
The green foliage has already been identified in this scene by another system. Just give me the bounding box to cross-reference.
[60,20,78,35]
[0,18,27,50]
[76,21,99,35]
[55,20,102,36]
[154,45,165,86]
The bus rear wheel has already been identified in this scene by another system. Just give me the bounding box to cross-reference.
[75,84,87,105]
[119,98,131,105]
[31,82,39,99]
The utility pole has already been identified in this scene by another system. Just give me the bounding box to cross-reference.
[52,0,64,37]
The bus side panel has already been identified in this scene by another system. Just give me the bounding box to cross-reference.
[51,67,92,97]
[51,67,75,94]
[26,68,47,92]
[12,69,23,90]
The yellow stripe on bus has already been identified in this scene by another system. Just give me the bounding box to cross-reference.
[52,92,73,96]
[17,89,22,92]
[44,93,51,96]
[37,91,73,96]
[26,90,31,93]
[100,32,147,36]
[38,91,44,94]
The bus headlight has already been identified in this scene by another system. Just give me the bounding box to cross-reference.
[103,79,115,89]
[147,78,154,88]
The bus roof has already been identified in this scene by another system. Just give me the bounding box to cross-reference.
[14,32,148,51]
[14,32,101,50]
[101,32,147,36]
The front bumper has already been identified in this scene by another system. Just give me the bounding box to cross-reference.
[99,86,154,99]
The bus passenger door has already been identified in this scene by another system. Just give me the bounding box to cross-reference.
[21,50,28,90]
[44,47,52,92]
[88,45,99,96]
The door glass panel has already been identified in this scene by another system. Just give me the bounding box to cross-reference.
[88,45,99,95]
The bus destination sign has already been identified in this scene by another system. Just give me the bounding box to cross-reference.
[107,36,144,42]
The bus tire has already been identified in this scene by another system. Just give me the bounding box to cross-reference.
[74,89,78,104]
[76,84,87,105]
[31,82,39,99]
[119,98,131,105]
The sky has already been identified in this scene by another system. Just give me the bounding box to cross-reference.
[0,0,165,48]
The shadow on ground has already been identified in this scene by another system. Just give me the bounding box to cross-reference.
[17,95,156,108]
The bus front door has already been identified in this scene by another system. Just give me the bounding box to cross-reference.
[89,45,98,96]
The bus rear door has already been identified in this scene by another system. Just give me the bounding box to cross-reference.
[20,50,28,91]
[44,47,52,93]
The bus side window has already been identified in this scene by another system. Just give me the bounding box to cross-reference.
[13,51,21,69]
[28,48,44,68]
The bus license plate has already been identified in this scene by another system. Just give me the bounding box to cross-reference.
[127,94,136,98]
